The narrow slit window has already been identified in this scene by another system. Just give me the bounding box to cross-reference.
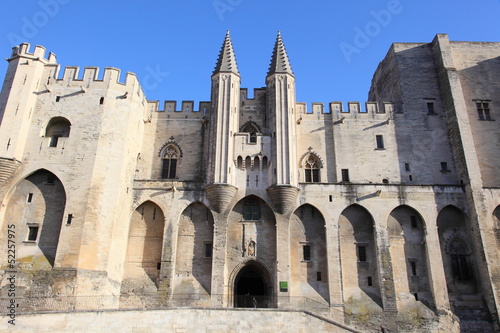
[427,102,435,114]
[410,261,417,276]
[367,276,373,286]
[66,214,73,225]
[341,169,350,182]
[303,245,311,261]
[205,243,213,258]
[376,135,384,149]
[27,193,33,203]
[358,246,367,262]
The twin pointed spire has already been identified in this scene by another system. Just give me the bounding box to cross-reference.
[212,30,294,77]
[267,31,294,77]
[213,30,240,76]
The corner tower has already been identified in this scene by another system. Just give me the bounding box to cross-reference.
[266,32,299,214]
[205,31,240,212]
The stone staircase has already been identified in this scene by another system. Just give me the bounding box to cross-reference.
[0,157,21,183]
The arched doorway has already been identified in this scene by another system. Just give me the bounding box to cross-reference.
[233,261,273,308]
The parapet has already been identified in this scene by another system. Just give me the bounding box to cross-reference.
[146,100,211,118]
[297,101,395,115]
[11,43,57,64]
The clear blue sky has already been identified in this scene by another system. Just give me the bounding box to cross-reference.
[0,0,499,107]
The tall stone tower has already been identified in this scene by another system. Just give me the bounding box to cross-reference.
[205,31,241,212]
[266,32,299,214]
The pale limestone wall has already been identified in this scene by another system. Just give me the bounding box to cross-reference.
[450,41,500,187]
[0,309,356,333]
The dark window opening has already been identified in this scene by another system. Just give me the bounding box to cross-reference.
[55,96,60,102]
[341,169,350,182]
[367,276,373,286]
[303,245,311,261]
[66,214,73,225]
[99,97,104,105]
[427,102,435,115]
[440,162,449,171]
[404,163,410,172]
[27,226,39,241]
[27,193,33,203]
[205,243,213,258]
[157,262,161,270]
[410,261,417,276]
[358,246,367,262]
[329,195,333,202]
[243,200,260,221]
[317,272,322,281]
[409,175,413,181]
[49,136,60,147]
[414,293,419,301]
[376,135,384,149]
[451,254,472,280]
[410,216,417,228]
[476,101,492,121]
[304,156,320,183]
[382,178,389,184]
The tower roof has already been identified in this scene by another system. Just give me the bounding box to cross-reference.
[213,30,239,76]
[267,31,294,77]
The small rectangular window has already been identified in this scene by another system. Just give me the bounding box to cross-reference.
[341,169,350,182]
[440,162,449,171]
[376,135,384,149]
[317,272,322,281]
[358,246,367,262]
[404,163,410,172]
[329,195,333,202]
[46,175,55,184]
[427,102,435,115]
[157,262,161,270]
[303,245,311,261]
[414,293,419,301]
[476,101,492,121]
[66,214,73,225]
[99,97,105,105]
[367,276,373,286]
[205,243,213,258]
[55,96,61,102]
[410,216,417,228]
[27,193,33,203]
[27,226,39,241]
[410,261,417,276]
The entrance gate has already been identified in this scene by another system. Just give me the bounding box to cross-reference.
[233,262,274,308]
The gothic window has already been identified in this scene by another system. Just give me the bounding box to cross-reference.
[241,122,259,144]
[243,199,260,220]
[304,155,320,183]
[45,117,71,147]
[161,145,178,179]
[448,237,473,281]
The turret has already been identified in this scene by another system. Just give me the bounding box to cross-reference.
[265,32,300,214]
[205,31,241,212]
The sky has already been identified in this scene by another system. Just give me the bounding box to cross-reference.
[0,0,499,108]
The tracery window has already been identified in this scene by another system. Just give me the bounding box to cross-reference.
[161,145,178,179]
[304,156,320,183]
[448,237,472,281]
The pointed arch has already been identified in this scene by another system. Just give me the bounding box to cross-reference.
[437,205,479,302]
[338,204,382,307]
[174,202,214,296]
[299,148,324,183]
[122,201,165,293]
[2,169,66,268]
[159,143,181,179]
[229,259,275,308]
[388,205,432,309]
[290,204,329,303]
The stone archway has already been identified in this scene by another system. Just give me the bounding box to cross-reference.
[232,260,274,308]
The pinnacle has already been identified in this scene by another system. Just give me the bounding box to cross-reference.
[213,30,240,76]
[267,31,294,77]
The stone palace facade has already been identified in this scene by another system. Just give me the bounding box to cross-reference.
[0,33,499,332]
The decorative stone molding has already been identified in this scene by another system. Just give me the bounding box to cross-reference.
[204,183,238,213]
[266,184,300,214]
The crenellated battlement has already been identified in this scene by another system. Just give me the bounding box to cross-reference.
[53,66,141,88]
[11,43,57,64]
[146,100,211,118]
[296,101,396,119]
